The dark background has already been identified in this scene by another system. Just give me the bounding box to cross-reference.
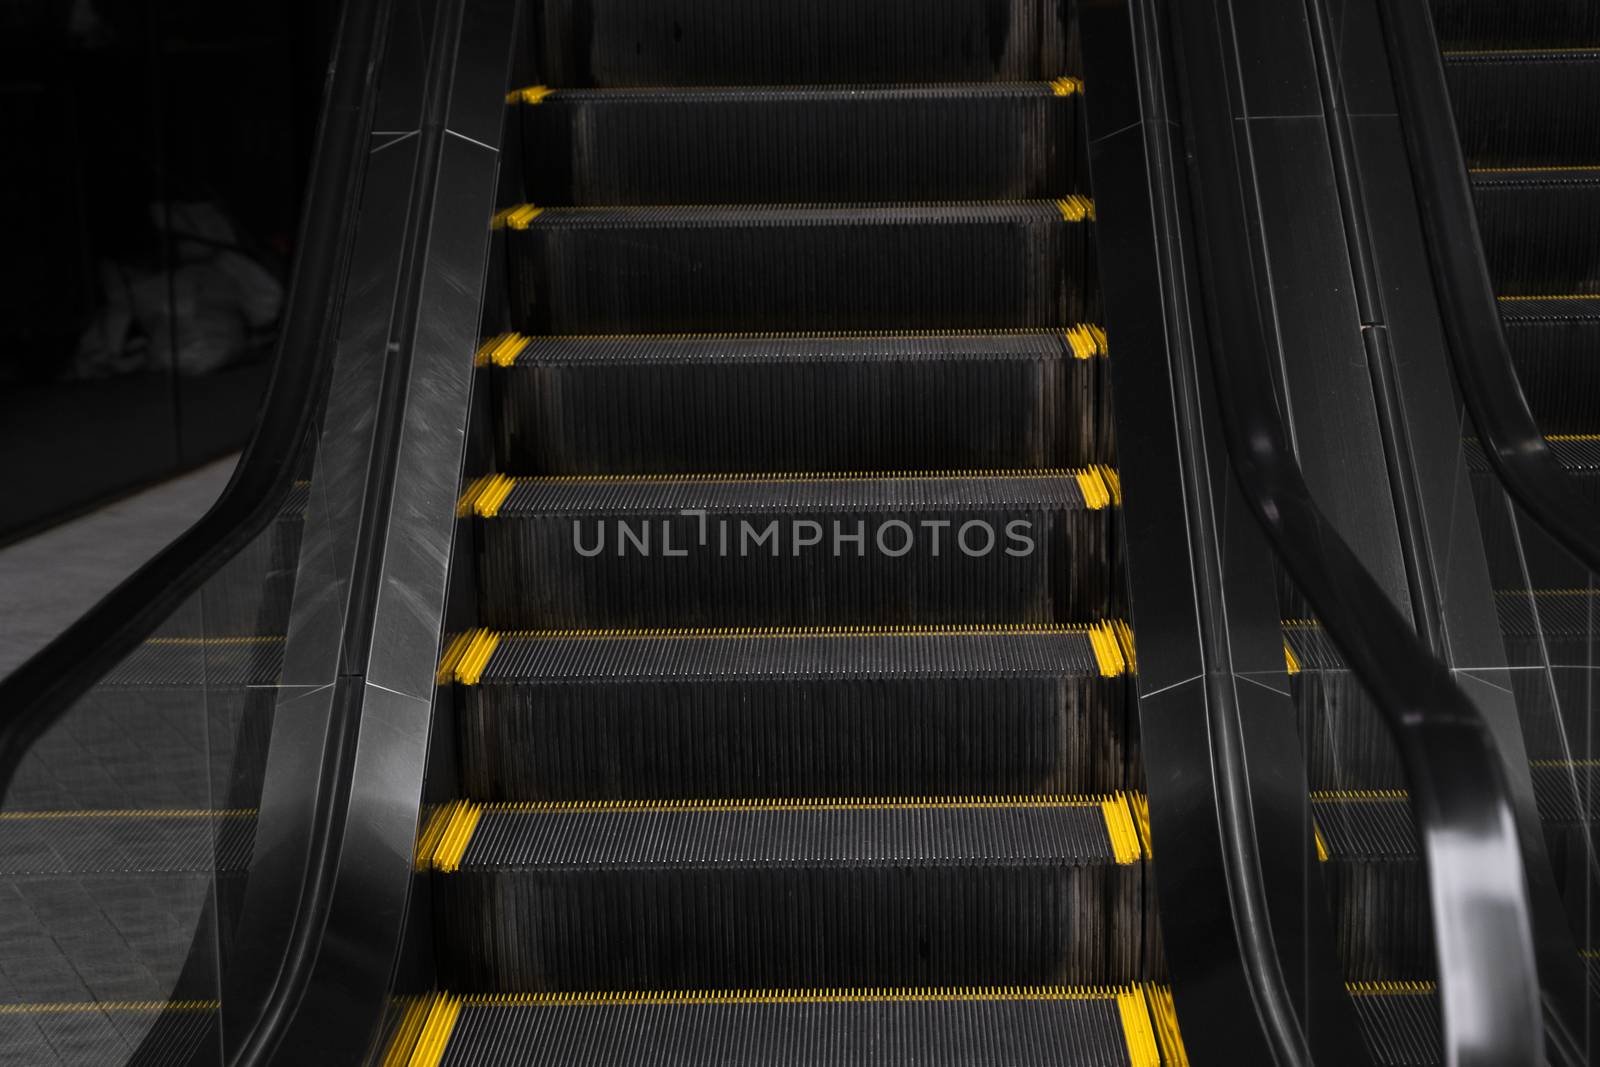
[0,0,334,540]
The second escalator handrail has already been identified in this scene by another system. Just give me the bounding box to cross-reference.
[1377,0,1600,580]
[1165,4,1543,1064]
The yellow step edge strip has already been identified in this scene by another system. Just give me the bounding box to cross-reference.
[1284,639,1301,675]
[1145,984,1189,1066]
[477,326,1104,344]
[472,332,533,368]
[0,1000,218,1015]
[379,996,435,1067]
[1051,76,1085,97]
[434,630,476,686]
[490,204,544,230]
[1129,793,1153,859]
[1313,824,1329,863]
[510,80,1086,103]
[1102,793,1146,865]
[1087,621,1127,677]
[1118,986,1162,1067]
[405,993,462,1067]
[1112,620,1137,673]
[452,629,501,686]
[1057,194,1096,222]
[429,801,483,874]
[461,467,1118,490]
[507,85,555,105]
[1346,980,1437,996]
[1498,293,1598,302]
[459,983,1149,1005]
[1311,789,1408,802]
[0,808,254,821]
[413,804,457,872]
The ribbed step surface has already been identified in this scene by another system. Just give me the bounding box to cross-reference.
[1444,49,1600,165]
[450,624,1132,799]
[1312,794,1432,981]
[1471,168,1600,294]
[425,797,1146,991]
[519,83,1085,205]
[468,471,1118,629]
[1347,983,1442,1067]
[1498,296,1600,435]
[485,329,1111,473]
[502,201,1095,334]
[394,988,1167,1067]
[524,0,1076,87]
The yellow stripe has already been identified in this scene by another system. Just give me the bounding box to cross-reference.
[477,794,1136,815]
[1284,639,1301,675]
[1098,465,1122,506]
[1076,467,1112,509]
[0,810,253,821]
[1087,621,1127,677]
[462,474,516,518]
[1498,293,1597,302]
[1102,793,1144,864]
[1117,987,1161,1067]
[1057,195,1096,222]
[481,467,1109,486]
[1050,76,1085,97]
[453,629,501,686]
[0,1000,218,1015]
[406,993,462,1067]
[483,622,1111,640]
[1313,823,1329,863]
[491,204,544,230]
[1346,980,1436,996]
[1311,789,1407,802]
[1544,434,1600,442]
[1129,793,1153,859]
[461,985,1141,1006]
[1065,323,1108,359]
[430,802,483,873]
[435,631,475,686]
[1145,984,1189,1066]
[478,327,1081,342]
[507,85,555,105]
[379,996,435,1067]
[1112,620,1137,674]
[414,805,456,872]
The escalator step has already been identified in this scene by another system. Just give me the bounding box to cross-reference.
[483,328,1112,474]
[1498,295,1600,435]
[1471,167,1600,294]
[387,986,1166,1067]
[517,83,1085,205]
[1311,793,1432,981]
[500,200,1096,334]
[447,622,1134,799]
[1347,982,1441,1067]
[525,0,1076,87]
[1466,434,1600,591]
[1444,48,1600,166]
[1431,0,1600,49]
[0,1000,220,1067]
[466,469,1119,629]
[424,795,1148,991]
[1284,622,1404,792]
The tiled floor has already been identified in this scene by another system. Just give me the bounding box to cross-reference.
[0,456,238,678]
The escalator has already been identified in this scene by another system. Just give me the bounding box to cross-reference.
[1,1,1579,1065]
[378,5,1182,1065]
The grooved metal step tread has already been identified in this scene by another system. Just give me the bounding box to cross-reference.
[420,795,1150,872]
[385,985,1174,1067]
[1497,294,1600,320]
[478,327,1106,367]
[514,80,1084,104]
[498,199,1093,229]
[1430,0,1600,50]
[0,809,255,876]
[445,622,1129,684]
[1309,793,1416,861]
[465,469,1116,516]
[1347,982,1441,1067]
[1443,49,1600,166]
[0,1000,220,1067]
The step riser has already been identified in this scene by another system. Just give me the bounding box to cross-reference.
[434,864,1141,991]
[460,676,1132,799]
[505,217,1095,334]
[1446,57,1600,165]
[494,357,1110,473]
[476,508,1115,628]
[526,0,1075,86]
[1506,317,1600,435]
[1432,2,1600,49]
[523,94,1084,204]
[1322,860,1433,981]
[1474,180,1600,294]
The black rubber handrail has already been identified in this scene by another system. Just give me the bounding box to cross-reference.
[1166,4,1543,1064]
[0,0,383,795]
[1377,0,1600,582]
